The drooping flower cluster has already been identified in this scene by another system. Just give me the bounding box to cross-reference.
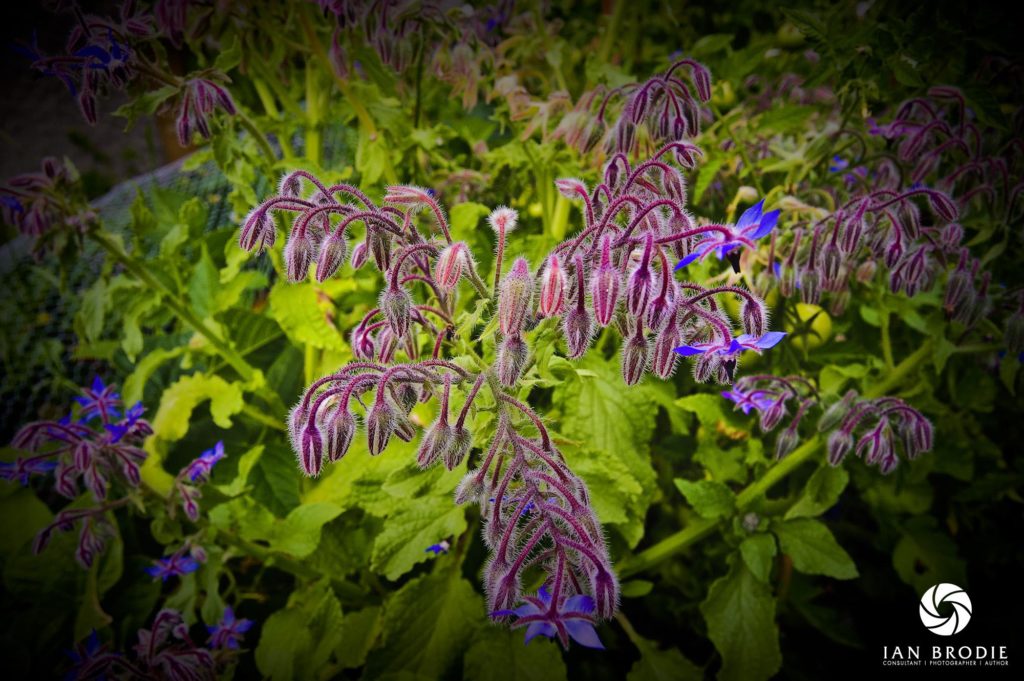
[64,607,249,680]
[175,441,227,521]
[0,157,96,250]
[238,133,788,644]
[552,58,712,158]
[723,376,934,474]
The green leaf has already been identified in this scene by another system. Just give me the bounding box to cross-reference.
[214,35,242,72]
[356,130,388,185]
[274,502,344,558]
[188,244,218,319]
[215,445,264,497]
[151,372,245,442]
[892,517,966,594]
[674,479,736,519]
[773,518,858,579]
[449,202,490,236]
[336,606,382,670]
[256,580,343,681]
[463,627,568,681]
[78,278,107,343]
[739,534,777,583]
[123,347,183,407]
[627,637,702,681]
[785,465,849,520]
[701,560,781,681]
[121,291,161,361]
[113,85,178,129]
[620,580,654,598]
[570,445,646,547]
[366,572,483,678]
[692,156,725,204]
[268,282,345,351]
[0,488,52,554]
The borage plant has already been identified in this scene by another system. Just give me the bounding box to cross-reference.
[238,141,789,646]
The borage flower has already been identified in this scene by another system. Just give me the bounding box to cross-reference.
[145,551,200,582]
[181,441,226,483]
[493,587,604,650]
[675,199,780,273]
[207,606,253,650]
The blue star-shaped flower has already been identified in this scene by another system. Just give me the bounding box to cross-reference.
[675,199,780,273]
[182,441,227,483]
[145,553,200,582]
[207,606,253,650]
[493,587,604,650]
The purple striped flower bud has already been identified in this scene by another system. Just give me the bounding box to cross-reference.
[827,429,854,466]
[299,425,324,477]
[288,402,309,453]
[279,173,302,198]
[351,239,369,269]
[759,397,787,431]
[839,219,863,255]
[323,407,356,463]
[621,326,649,386]
[497,335,529,387]
[626,236,655,316]
[692,354,718,383]
[370,230,392,270]
[315,234,347,282]
[445,427,473,471]
[366,399,395,456]
[940,223,964,251]
[539,255,567,317]
[239,209,275,253]
[690,61,712,101]
[775,425,800,460]
[436,242,468,292]
[591,237,621,326]
[652,317,681,379]
[417,420,453,469]
[284,231,315,282]
[927,190,958,222]
[498,258,534,336]
[741,297,767,338]
[799,270,821,304]
[377,327,398,363]
[821,247,843,285]
[563,308,593,359]
[454,470,484,505]
[646,281,677,331]
[379,287,413,338]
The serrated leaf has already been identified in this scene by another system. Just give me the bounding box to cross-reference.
[674,478,736,519]
[121,291,161,361]
[739,534,777,583]
[151,372,244,442]
[215,445,264,497]
[773,518,858,579]
[785,465,849,520]
[463,627,567,681]
[268,282,345,351]
[570,445,646,546]
[701,560,781,681]
[367,572,483,678]
[370,491,467,580]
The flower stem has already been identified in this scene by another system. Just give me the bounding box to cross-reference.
[619,339,935,577]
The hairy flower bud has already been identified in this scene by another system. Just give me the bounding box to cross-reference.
[827,429,854,466]
[799,270,821,304]
[839,218,863,255]
[692,354,718,383]
[626,237,655,316]
[351,239,369,269]
[821,247,843,285]
[324,407,356,463]
[775,425,800,460]
[239,209,275,253]
[927,190,958,222]
[621,326,649,386]
[299,425,324,477]
[818,390,857,432]
[498,258,534,335]
[370,229,392,270]
[279,173,302,198]
[416,420,452,469]
[315,234,348,282]
[284,231,315,282]
[591,237,621,326]
[445,427,473,471]
[741,297,767,337]
[940,223,964,251]
[497,335,529,387]
[539,255,567,317]
[651,321,681,379]
[288,402,309,453]
[454,471,484,505]
[759,397,787,431]
[436,242,468,292]
[379,287,413,338]
[562,307,593,359]
[366,399,395,456]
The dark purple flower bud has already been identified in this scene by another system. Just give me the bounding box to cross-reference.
[351,239,370,269]
[741,297,767,337]
[827,429,854,466]
[926,190,958,222]
[690,61,712,101]
[498,257,534,336]
[884,237,904,269]
[79,90,98,125]
[436,242,469,292]
[940,223,964,251]
[821,247,843,285]
[284,231,315,282]
[563,308,593,359]
[315,234,348,282]
[370,229,392,270]
[380,286,413,338]
[775,425,800,460]
[839,219,863,255]
[621,326,649,386]
[539,255,567,317]
[646,281,676,331]
[299,425,324,477]
[239,209,275,253]
[591,237,621,326]
[626,237,655,316]
[907,416,933,459]
[366,399,395,455]
[652,320,681,379]
[416,420,453,469]
[497,335,529,387]
[377,327,399,363]
[323,406,356,463]
[279,173,302,198]
[692,354,718,383]
[445,427,473,471]
[759,397,787,431]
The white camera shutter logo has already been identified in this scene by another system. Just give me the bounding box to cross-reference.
[919,583,972,636]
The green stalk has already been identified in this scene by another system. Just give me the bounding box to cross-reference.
[305,61,322,167]
[619,340,935,577]
[89,230,258,383]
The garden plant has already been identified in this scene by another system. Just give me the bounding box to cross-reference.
[0,1,1021,679]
